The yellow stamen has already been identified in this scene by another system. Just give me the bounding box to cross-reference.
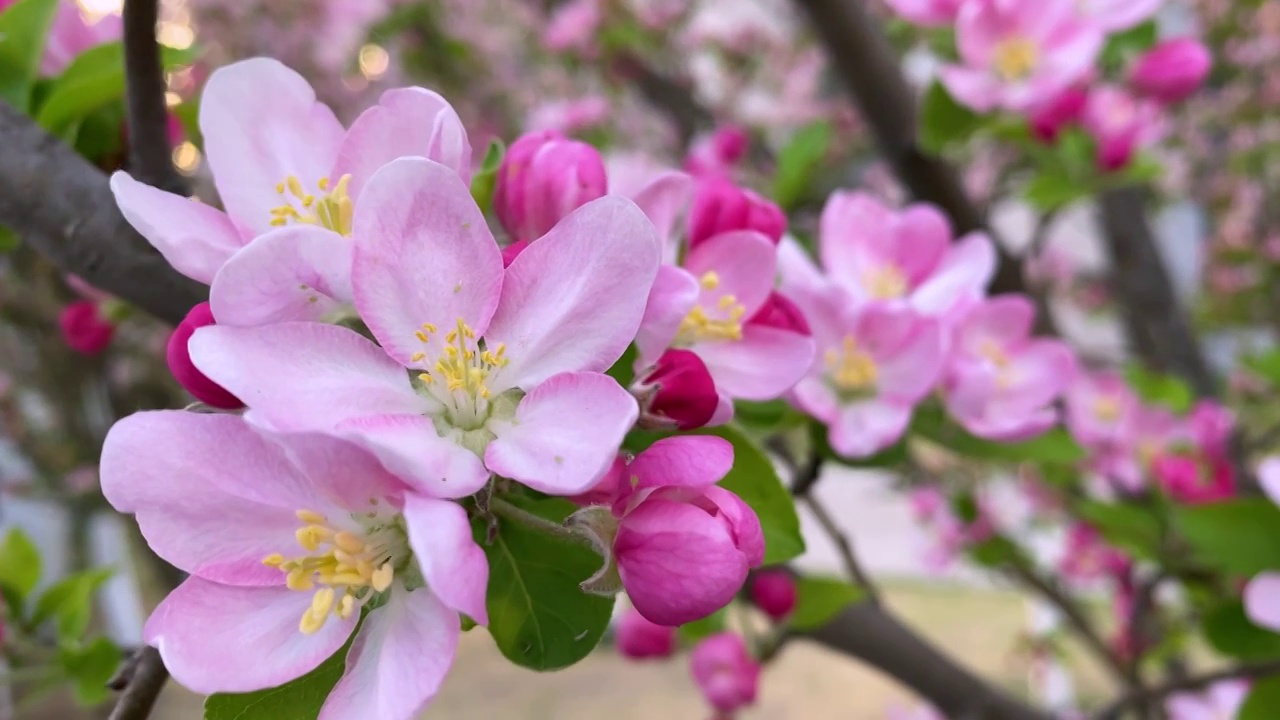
[993,36,1039,82]
[267,173,355,236]
[296,525,332,552]
[333,531,364,554]
[372,563,394,592]
[864,264,908,300]
[296,509,327,524]
[700,271,721,290]
[262,553,285,567]
[826,336,879,391]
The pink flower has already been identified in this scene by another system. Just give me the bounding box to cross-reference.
[494,130,608,245]
[543,0,601,54]
[167,303,243,410]
[1153,452,1234,504]
[1246,458,1280,633]
[1166,680,1249,720]
[112,59,469,327]
[909,486,946,522]
[805,192,995,318]
[789,291,946,457]
[1074,0,1161,32]
[882,0,964,27]
[690,633,760,716]
[100,412,488,720]
[615,608,677,660]
[584,436,763,625]
[1058,523,1129,583]
[942,296,1077,441]
[1065,371,1137,448]
[189,158,659,499]
[1030,86,1089,143]
[749,570,797,620]
[1129,39,1212,104]
[41,1,121,77]
[940,0,1103,112]
[684,125,750,177]
[59,300,114,355]
[1083,85,1166,172]
[687,177,786,249]
[636,349,720,431]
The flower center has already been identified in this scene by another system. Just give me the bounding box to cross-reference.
[1093,396,1121,423]
[977,340,1019,389]
[863,264,908,300]
[992,37,1039,81]
[269,174,354,236]
[825,336,878,392]
[262,506,409,635]
[409,318,521,443]
[677,271,746,344]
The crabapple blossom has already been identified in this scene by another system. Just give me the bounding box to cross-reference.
[615,608,677,660]
[634,349,721,430]
[1129,39,1212,105]
[690,633,760,717]
[749,570,797,620]
[39,0,121,76]
[166,303,243,410]
[687,176,787,248]
[493,130,608,246]
[100,412,487,720]
[190,158,658,498]
[1030,87,1089,143]
[1166,680,1249,720]
[58,300,115,355]
[1082,85,1166,172]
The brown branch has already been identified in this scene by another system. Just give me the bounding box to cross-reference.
[122,0,186,194]
[1095,659,1280,720]
[0,101,205,324]
[107,646,168,720]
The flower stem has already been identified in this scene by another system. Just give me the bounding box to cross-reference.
[489,497,586,544]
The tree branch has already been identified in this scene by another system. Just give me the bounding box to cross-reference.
[1095,659,1280,720]
[107,646,168,720]
[122,0,186,194]
[0,101,205,324]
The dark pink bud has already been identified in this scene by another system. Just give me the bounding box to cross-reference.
[687,177,786,248]
[1129,38,1211,104]
[59,300,115,355]
[685,125,750,176]
[641,349,719,430]
[1153,452,1235,505]
[747,292,810,335]
[1030,87,1088,144]
[493,130,607,243]
[690,633,760,715]
[167,302,243,409]
[749,570,797,620]
[616,607,677,660]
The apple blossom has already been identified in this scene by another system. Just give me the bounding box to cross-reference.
[40,0,121,76]
[687,176,787,248]
[615,608,677,660]
[684,125,750,177]
[493,130,608,245]
[189,158,658,498]
[58,300,115,355]
[1065,371,1137,448]
[940,0,1103,113]
[634,349,720,431]
[749,570,797,620]
[167,303,244,410]
[1166,680,1249,720]
[100,412,487,720]
[1030,87,1089,143]
[1083,85,1166,172]
[1058,524,1129,584]
[690,633,760,717]
[1129,39,1212,105]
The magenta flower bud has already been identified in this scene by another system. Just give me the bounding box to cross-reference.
[1129,38,1211,105]
[1030,87,1088,144]
[167,302,243,409]
[687,177,786,249]
[493,130,608,243]
[616,607,677,660]
[685,124,749,176]
[690,633,760,716]
[640,349,719,430]
[747,292,811,335]
[59,300,115,355]
[749,570,797,621]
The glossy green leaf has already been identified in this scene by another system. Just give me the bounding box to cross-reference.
[60,638,120,706]
[605,343,637,388]
[469,139,505,212]
[480,499,615,670]
[773,121,832,210]
[1203,600,1280,660]
[678,606,727,644]
[1023,170,1088,211]
[918,80,982,154]
[1124,364,1195,413]
[205,639,351,720]
[32,567,112,640]
[0,0,58,111]
[0,528,41,601]
[790,576,864,631]
[1075,500,1161,561]
[1241,675,1280,720]
[1173,500,1280,576]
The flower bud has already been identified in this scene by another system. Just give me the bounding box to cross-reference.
[616,607,677,660]
[685,125,749,177]
[749,570,797,621]
[690,633,760,715]
[746,292,810,335]
[1030,87,1088,144]
[493,130,607,243]
[687,177,786,249]
[1129,38,1211,105]
[59,300,115,355]
[637,349,719,430]
[167,302,244,409]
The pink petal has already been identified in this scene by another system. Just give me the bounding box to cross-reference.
[630,435,734,492]
[628,170,693,252]
[334,87,472,198]
[792,377,839,423]
[777,236,826,295]
[268,430,408,510]
[912,232,996,316]
[351,158,504,367]
[1245,572,1280,632]
[830,400,913,458]
[1259,457,1280,508]
[889,204,952,285]
[320,589,458,720]
[683,230,777,319]
[958,294,1036,355]
[200,58,345,237]
[336,414,491,499]
[101,412,315,586]
[702,486,765,567]
[485,371,638,495]
[209,226,353,327]
[858,308,946,401]
[819,191,892,289]
[695,325,815,401]
[189,323,429,433]
[938,66,1003,113]
[636,265,699,367]
[483,196,660,390]
[110,172,243,284]
[146,577,355,694]
[402,494,489,624]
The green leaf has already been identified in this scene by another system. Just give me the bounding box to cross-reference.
[605,343,637,389]
[1124,364,1194,413]
[59,638,120,706]
[678,606,727,644]
[480,499,615,670]
[1023,170,1088,211]
[1075,500,1162,561]
[1099,21,1157,74]
[1203,600,1280,660]
[0,528,41,601]
[918,80,982,155]
[1242,349,1280,387]
[205,639,351,720]
[772,121,832,210]
[469,139,505,212]
[1173,500,1280,576]
[912,405,1084,464]
[0,226,17,253]
[790,576,864,631]
[733,399,804,435]
[1241,675,1280,720]
[967,535,1026,569]
[32,568,112,640]
[0,0,58,111]
[708,426,805,565]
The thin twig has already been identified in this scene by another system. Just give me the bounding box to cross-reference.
[1095,659,1280,720]
[489,497,588,545]
[107,647,168,720]
[802,492,881,604]
[122,0,186,194]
